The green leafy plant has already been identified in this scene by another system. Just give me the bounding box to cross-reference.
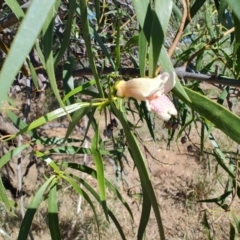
[1,0,240,239]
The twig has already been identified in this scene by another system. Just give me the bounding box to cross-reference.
[156,0,188,75]
[54,66,240,87]
[175,66,240,87]
[167,0,188,59]
[111,14,136,37]
[185,27,235,66]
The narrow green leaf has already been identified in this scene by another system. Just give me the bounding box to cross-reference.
[63,79,96,102]
[140,102,155,141]
[0,176,13,211]
[149,0,172,77]
[115,11,121,71]
[48,181,61,240]
[69,173,127,240]
[0,0,57,110]
[205,2,216,39]
[42,145,121,156]
[233,13,240,75]
[42,3,70,120]
[18,176,55,240]
[54,0,77,65]
[206,128,235,178]
[6,110,38,138]
[63,163,133,219]
[5,0,25,20]
[91,125,108,220]
[78,0,104,97]
[198,190,232,203]
[227,0,240,22]
[0,144,29,168]
[34,40,46,68]
[7,102,92,140]
[202,211,212,240]
[149,11,164,77]
[230,222,235,240]
[218,0,228,25]
[92,26,115,69]
[200,121,205,156]
[64,106,90,141]
[62,175,100,239]
[184,0,207,28]
[232,212,240,234]
[184,88,240,144]
[138,193,151,239]
[44,158,61,174]
[124,35,139,51]
[35,137,82,145]
[131,0,150,32]
[138,29,147,77]
[111,102,165,240]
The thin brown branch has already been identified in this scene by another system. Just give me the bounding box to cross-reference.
[175,66,240,87]
[185,27,235,66]
[186,0,191,22]
[156,0,188,76]
[54,66,240,87]
[168,0,188,59]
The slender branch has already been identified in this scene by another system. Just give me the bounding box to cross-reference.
[54,66,240,87]
[168,0,188,59]
[175,66,240,87]
[186,0,191,21]
[185,27,235,66]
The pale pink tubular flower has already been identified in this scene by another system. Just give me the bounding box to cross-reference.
[114,72,177,121]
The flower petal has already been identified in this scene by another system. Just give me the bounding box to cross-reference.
[114,72,176,101]
[162,72,176,94]
[148,94,177,121]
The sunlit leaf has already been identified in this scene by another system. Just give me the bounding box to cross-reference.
[48,180,61,240]
[111,102,165,240]
[18,176,55,240]
[0,144,29,168]
[0,0,57,110]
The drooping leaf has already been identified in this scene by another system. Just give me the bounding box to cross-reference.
[18,176,55,240]
[227,0,240,22]
[111,101,165,240]
[91,124,108,220]
[48,180,61,240]
[184,88,240,144]
[42,2,70,119]
[78,0,104,97]
[54,0,77,65]
[5,0,25,20]
[0,176,14,212]
[0,0,58,110]
[0,144,29,168]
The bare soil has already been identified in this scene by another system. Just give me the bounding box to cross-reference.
[1,84,240,240]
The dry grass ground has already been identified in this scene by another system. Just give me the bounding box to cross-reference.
[1,83,240,240]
